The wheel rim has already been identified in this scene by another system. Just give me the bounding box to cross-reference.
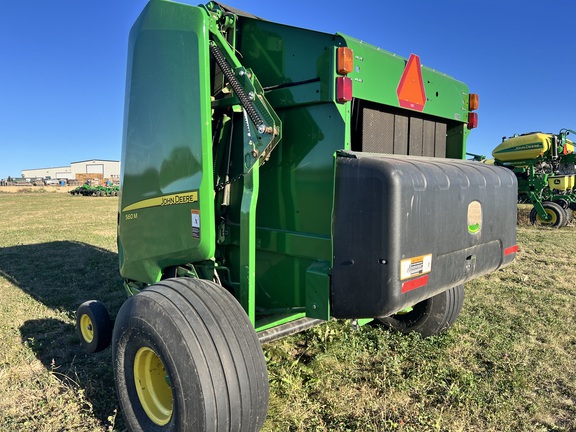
[537,208,557,225]
[79,314,94,343]
[134,347,173,426]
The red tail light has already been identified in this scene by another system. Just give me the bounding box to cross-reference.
[468,112,478,129]
[337,76,352,103]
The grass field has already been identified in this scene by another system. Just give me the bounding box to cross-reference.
[0,190,574,431]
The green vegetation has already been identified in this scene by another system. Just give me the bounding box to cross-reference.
[0,194,574,431]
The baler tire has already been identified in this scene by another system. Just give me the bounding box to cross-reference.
[112,278,269,432]
[529,201,566,228]
[76,300,113,353]
[375,284,465,338]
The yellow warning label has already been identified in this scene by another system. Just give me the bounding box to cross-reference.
[400,254,432,280]
[122,191,198,212]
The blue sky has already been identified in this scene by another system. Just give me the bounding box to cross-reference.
[1,0,574,180]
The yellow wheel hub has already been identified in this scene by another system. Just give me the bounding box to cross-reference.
[79,314,94,343]
[537,209,557,225]
[134,347,173,426]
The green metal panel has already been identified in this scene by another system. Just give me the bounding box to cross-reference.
[339,34,471,124]
[305,261,331,320]
[238,19,337,92]
[240,163,259,324]
[446,124,469,159]
[223,102,346,313]
[118,1,215,284]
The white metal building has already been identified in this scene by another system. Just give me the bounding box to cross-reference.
[21,166,74,180]
[22,159,120,181]
[71,159,120,181]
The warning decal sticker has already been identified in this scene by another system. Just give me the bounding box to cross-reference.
[400,254,432,280]
[191,209,200,239]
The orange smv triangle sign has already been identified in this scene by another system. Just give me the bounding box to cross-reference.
[396,54,426,112]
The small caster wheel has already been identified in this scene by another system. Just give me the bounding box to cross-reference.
[76,300,112,353]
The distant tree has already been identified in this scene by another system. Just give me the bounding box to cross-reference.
[7,176,12,182]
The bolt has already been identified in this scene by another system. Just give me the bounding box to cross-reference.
[251,149,259,158]
[238,69,245,76]
[257,124,266,134]
[248,91,255,101]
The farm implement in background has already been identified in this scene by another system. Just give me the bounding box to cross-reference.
[493,129,576,227]
[69,183,119,197]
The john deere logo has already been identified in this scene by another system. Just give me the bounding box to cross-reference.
[468,201,482,234]
[495,143,542,154]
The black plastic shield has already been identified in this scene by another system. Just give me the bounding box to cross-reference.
[331,151,517,318]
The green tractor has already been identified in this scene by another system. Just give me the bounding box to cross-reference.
[76,1,517,430]
[493,128,576,227]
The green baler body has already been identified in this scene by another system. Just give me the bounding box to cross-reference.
[118,1,516,330]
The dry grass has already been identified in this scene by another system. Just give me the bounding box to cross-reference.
[0,185,77,194]
[0,194,574,431]
[0,193,121,431]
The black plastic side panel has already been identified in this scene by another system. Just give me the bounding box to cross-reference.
[331,151,517,318]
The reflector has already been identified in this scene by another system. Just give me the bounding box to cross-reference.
[337,76,352,103]
[337,47,354,74]
[468,112,478,129]
[469,93,479,111]
[396,54,426,112]
[401,275,429,294]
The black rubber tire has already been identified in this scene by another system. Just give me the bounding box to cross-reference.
[564,208,573,224]
[553,200,572,226]
[76,300,113,353]
[529,201,566,228]
[375,285,465,337]
[112,278,269,432]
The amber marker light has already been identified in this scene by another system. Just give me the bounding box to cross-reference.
[469,93,479,110]
[337,47,354,75]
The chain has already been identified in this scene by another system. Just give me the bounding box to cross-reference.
[215,172,245,192]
